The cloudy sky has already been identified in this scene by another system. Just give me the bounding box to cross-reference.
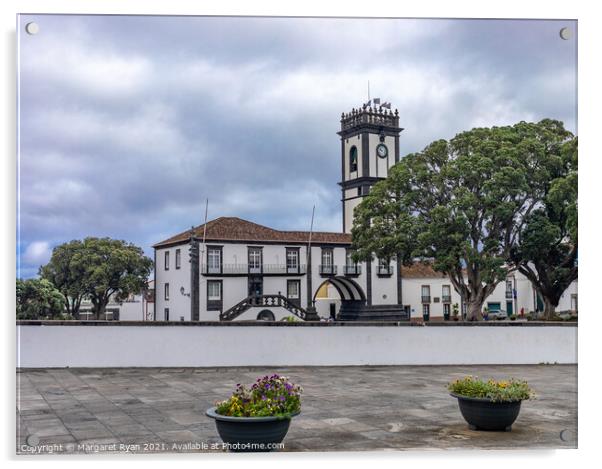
[17,15,577,278]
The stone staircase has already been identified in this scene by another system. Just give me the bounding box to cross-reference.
[338,301,410,321]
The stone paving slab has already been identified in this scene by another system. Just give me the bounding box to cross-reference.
[16,365,577,454]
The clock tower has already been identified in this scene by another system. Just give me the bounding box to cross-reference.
[337,102,403,233]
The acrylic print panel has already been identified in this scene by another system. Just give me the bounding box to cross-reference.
[17,14,577,455]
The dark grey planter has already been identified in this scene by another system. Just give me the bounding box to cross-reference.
[450,393,523,431]
[206,407,299,452]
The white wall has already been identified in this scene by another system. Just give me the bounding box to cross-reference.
[118,300,144,321]
[156,246,190,321]
[558,280,578,311]
[16,324,577,368]
[401,277,462,319]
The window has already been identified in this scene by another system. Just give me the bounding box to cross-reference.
[570,294,576,310]
[286,248,299,273]
[164,308,169,321]
[344,250,360,275]
[208,281,222,300]
[164,251,170,270]
[443,303,451,317]
[207,247,222,274]
[248,247,263,274]
[346,250,356,266]
[422,304,430,316]
[349,146,358,173]
[175,249,181,269]
[207,280,223,311]
[320,248,335,275]
[322,248,333,266]
[164,283,170,301]
[421,285,431,303]
[506,279,513,298]
[287,280,300,300]
[442,285,451,303]
[377,258,391,275]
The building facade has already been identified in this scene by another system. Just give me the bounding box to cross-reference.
[153,102,577,322]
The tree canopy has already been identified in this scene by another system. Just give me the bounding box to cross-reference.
[16,278,66,320]
[352,119,576,320]
[510,136,578,318]
[40,237,153,319]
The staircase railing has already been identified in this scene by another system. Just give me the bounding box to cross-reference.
[220,294,310,321]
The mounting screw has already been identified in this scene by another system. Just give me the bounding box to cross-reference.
[25,22,39,35]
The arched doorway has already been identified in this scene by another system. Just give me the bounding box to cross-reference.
[257,309,275,321]
[313,277,366,320]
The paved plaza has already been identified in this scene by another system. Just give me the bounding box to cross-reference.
[16,365,577,454]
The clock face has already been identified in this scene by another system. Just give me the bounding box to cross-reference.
[376,143,388,159]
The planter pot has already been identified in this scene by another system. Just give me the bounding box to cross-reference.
[450,393,522,431]
[453,316,459,321]
[206,407,299,452]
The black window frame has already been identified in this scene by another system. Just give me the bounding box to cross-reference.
[164,283,169,301]
[320,247,336,275]
[164,251,170,270]
[286,247,300,273]
[421,285,431,303]
[377,257,393,277]
[248,246,263,274]
[175,248,181,269]
[207,280,223,311]
[349,145,358,173]
[286,279,301,306]
[442,284,451,303]
[206,245,223,274]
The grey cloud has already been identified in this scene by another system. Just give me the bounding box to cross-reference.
[17,15,577,277]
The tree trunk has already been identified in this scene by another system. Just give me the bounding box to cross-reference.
[543,297,557,320]
[466,298,483,321]
[92,297,109,319]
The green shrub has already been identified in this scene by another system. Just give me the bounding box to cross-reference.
[215,374,302,418]
[281,316,298,322]
[448,376,534,402]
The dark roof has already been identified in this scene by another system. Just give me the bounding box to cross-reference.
[401,263,447,279]
[153,217,352,248]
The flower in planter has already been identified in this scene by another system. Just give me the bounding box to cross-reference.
[215,374,302,418]
[448,376,534,402]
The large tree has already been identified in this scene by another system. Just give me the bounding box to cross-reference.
[41,237,153,319]
[16,278,66,320]
[39,240,88,318]
[510,137,578,318]
[352,119,574,320]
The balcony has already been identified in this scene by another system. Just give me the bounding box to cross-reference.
[376,265,394,277]
[343,264,362,276]
[201,264,306,276]
[319,265,338,276]
[421,296,431,303]
[442,295,452,303]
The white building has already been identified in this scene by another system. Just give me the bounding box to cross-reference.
[153,103,577,322]
[79,281,155,321]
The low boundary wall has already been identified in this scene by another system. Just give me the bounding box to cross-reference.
[16,321,577,368]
